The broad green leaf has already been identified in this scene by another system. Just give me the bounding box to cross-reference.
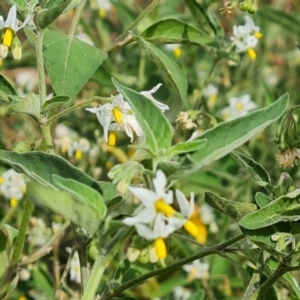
[32,264,54,299]
[133,35,188,109]
[140,18,216,46]
[36,0,72,29]
[43,30,107,100]
[112,78,173,155]
[190,93,289,170]
[205,192,257,222]
[167,139,207,156]
[7,93,41,118]
[255,192,272,208]
[0,75,17,103]
[258,8,300,35]
[97,181,120,204]
[240,189,300,230]
[231,152,271,184]
[185,0,224,38]
[0,150,102,193]
[52,175,107,219]
[27,182,102,234]
[42,95,71,112]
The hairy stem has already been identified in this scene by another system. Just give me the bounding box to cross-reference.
[69,0,87,37]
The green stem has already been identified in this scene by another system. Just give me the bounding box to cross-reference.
[44,96,112,126]
[101,234,245,300]
[248,264,288,300]
[82,226,133,300]
[242,250,271,300]
[10,198,34,267]
[105,0,162,53]
[35,30,47,106]
[40,124,55,154]
[69,0,87,37]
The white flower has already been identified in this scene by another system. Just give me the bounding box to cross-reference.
[66,248,81,284]
[0,5,31,58]
[123,170,174,226]
[173,287,191,300]
[221,94,257,120]
[140,84,169,112]
[86,94,143,145]
[72,138,91,160]
[183,260,209,279]
[165,44,182,58]
[203,84,218,98]
[230,16,262,60]
[53,124,78,156]
[0,169,26,206]
[28,217,51,247]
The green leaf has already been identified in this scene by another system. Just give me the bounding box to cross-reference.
[52,175,107,219]
[45,0,66,8]
[43,29,107,100]
[255,192,272,208]
[112,78,173,155]
[27,182,102,234]
[42,95,71,112]
[190,93,289,171]
[140,18,216,46]
[7,93,41,118]
[231,152,271,184]
[0,75,17,103]
[5,0,26,10]
[167,139,207,156]
[97,181,120,203]
[185,0,224,38]
[0,225,18,279]
[36,0,72,29]
[240,189,300,230]
[241,222,291,256]
[0,150,102,192]
[133,35,188,109]
[205,192,257,222]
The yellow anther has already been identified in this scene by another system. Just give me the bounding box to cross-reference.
[98,9,106,18]
[247,48,256,60]
[3,28,14,47]
[0,177,3,184]
[254,32,262,39]
[18,296,27,300]
[10,197,18,208]
[61,146,67,154]
[112,106,123,124]
[184,220,199,237]
[21,186,26,193]
[208,94,217,107]
[154,238,167,259]
[235,103,244,110]
[155,199,175,216]
[108,131,117,146]
[75,150,83,160]
[174,47,182,57]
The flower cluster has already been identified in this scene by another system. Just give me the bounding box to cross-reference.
[0,5,30,60]
[275,148,300,169]
[90,0,113,18]
[123,170,200,260]
[54,124,99,160]
[220,94,257,121]
[230,16,262,60]
[86,84,169,146]
[0,169,26,207]
[203,84,219,108]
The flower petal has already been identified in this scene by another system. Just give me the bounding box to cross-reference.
[128,186,158,206]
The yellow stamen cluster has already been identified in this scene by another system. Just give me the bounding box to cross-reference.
[10,197,18,208]
[173,47,182,58]
[112,106,123,125]
[155,199,175,216]
[3,28,14,47]
[184,220,199,237]
[154,238,167,259]
[75,150,83,160]
[247,48,256,60]
[108,131,117,146]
